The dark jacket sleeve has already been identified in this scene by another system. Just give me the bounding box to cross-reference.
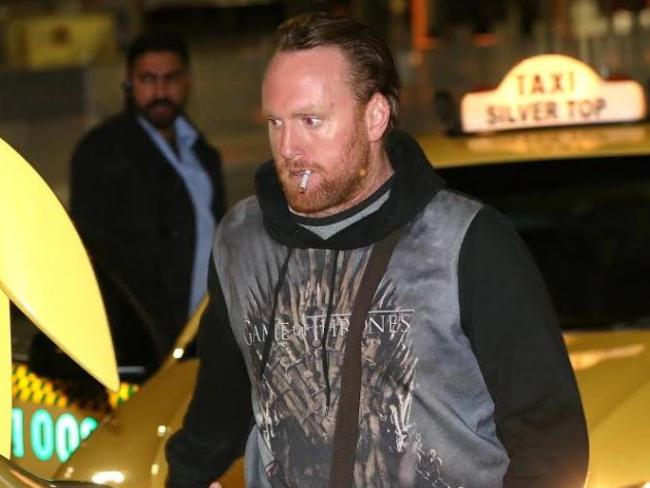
[458,206,589,488]
[69,131,159,362]
[69,127,167,302]
[70,131,140,277]
[165,259,252,487]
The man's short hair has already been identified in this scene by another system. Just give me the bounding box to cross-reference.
[274,12,401,130]
[126,31,190,70]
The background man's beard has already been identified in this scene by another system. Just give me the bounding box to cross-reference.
[128,97,181,129]
[143,99,180,128]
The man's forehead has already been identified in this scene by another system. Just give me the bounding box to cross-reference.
[267,46,350,76]
[262,46,354,109]
[130,51,187,72]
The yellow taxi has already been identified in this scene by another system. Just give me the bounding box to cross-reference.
[57,54,650,488]
[0,134,118,486]
[53,300,244,488]
[421,54,650,488]
[2,127,240,487]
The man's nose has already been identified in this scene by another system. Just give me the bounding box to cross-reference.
[154,78,169,98]
[279,127,300,161]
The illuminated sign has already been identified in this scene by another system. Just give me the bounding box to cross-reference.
[11,407,98,463]
[12,363,138,410]
[9,363,139,477]
[461,54,647,133]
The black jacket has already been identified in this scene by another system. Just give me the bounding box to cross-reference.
[70,111,225,373]
[166,131,588,487]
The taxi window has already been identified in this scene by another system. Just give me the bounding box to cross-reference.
[440,155,650,330]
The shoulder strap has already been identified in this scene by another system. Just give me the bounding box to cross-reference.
[328,226,403,488]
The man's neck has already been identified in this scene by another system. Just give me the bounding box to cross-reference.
[159,126,176,145]
[153,120,178,155]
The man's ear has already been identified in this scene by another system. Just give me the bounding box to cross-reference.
[365,92,391,142]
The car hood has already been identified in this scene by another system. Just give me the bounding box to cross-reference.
[58,325,650,488]
[54,356,244,488]
[54,357,199,487]
[565,328,650,488]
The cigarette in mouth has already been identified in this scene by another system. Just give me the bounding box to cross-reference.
[299,170,312,193]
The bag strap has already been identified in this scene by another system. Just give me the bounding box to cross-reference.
[328,227,403,488]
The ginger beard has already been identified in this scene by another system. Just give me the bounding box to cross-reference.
[275,116,371,215]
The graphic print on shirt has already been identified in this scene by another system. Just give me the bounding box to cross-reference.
[243,248,459,487]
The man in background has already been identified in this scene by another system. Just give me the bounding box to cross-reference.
[69,31,226,376]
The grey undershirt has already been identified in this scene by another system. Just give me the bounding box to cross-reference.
[294,189,391,240]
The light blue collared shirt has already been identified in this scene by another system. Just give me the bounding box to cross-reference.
[138,115,215,317]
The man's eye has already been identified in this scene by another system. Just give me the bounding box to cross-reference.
[267,119,281,128]
[166,71,185,83]
[304,117,321,128]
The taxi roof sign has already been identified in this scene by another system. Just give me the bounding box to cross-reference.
[460,54,647,133]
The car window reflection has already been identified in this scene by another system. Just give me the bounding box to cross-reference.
[441,155,650,330]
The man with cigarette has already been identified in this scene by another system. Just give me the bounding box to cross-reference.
[166,12,588,488]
